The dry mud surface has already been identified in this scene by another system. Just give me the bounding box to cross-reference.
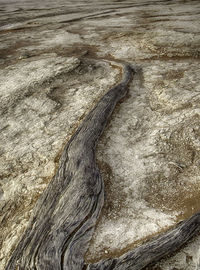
[0,0,200,269]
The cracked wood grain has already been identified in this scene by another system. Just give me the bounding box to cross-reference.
[6,61,200,270]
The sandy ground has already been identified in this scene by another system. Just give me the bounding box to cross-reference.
[0,0,200,269]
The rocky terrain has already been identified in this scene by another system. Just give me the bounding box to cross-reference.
[0,0,200,269]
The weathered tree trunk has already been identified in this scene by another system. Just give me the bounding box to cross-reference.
[6,62,200,270]
[6,63,133,270]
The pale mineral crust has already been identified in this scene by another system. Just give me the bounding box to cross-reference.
[0,0,200,269]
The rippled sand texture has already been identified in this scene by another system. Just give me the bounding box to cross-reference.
[0,0,200,269]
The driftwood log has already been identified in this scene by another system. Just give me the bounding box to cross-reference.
[6,61,200,270]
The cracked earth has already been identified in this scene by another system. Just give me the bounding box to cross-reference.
[0,0,200,269]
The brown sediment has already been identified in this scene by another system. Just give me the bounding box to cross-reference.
[145,116,200,220]
[0,40,36,68]
[85,160,200,264]
[85,220,178,264]
[85,112,200,265]
[144,174,200,220]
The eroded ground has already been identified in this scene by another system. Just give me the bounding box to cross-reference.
[0,0,200,269]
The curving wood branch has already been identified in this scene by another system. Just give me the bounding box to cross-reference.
[6,61,200,270]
